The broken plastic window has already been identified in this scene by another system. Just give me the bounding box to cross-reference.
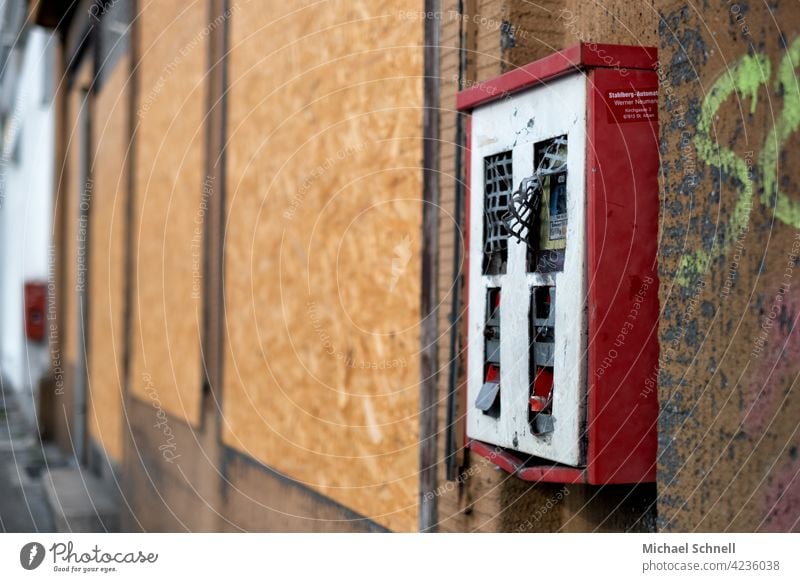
[503,136,568,272]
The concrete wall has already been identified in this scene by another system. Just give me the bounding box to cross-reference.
[656,0,800,532]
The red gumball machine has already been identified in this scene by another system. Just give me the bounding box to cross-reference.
[459,43,660,484]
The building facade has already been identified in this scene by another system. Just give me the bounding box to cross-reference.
[0,1,55,425]
[28,0,800,532]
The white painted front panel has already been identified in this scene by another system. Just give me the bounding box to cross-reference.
[467,73,587,466]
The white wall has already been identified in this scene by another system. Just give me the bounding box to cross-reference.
[0,26,55,413]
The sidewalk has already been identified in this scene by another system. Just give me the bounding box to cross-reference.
[0,380,56,532]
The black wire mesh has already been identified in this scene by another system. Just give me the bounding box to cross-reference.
[504,136,568,248]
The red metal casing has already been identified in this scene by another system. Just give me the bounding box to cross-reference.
[458,43,660,484]
[24,281,48,343]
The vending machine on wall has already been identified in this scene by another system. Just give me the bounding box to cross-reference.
[458,43,660,484]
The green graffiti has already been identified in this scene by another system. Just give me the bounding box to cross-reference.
[677,53,770,286]
[761,36,800,229]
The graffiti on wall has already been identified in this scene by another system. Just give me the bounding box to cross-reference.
[676,37,800,286]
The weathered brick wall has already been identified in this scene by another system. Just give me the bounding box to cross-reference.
[434,0,659,532]
[434,0,800,534]
[657,0,800,532]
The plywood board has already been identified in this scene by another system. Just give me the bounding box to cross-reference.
[224,0,423,531]
[129,0,207,425]
[87,56,130,462]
